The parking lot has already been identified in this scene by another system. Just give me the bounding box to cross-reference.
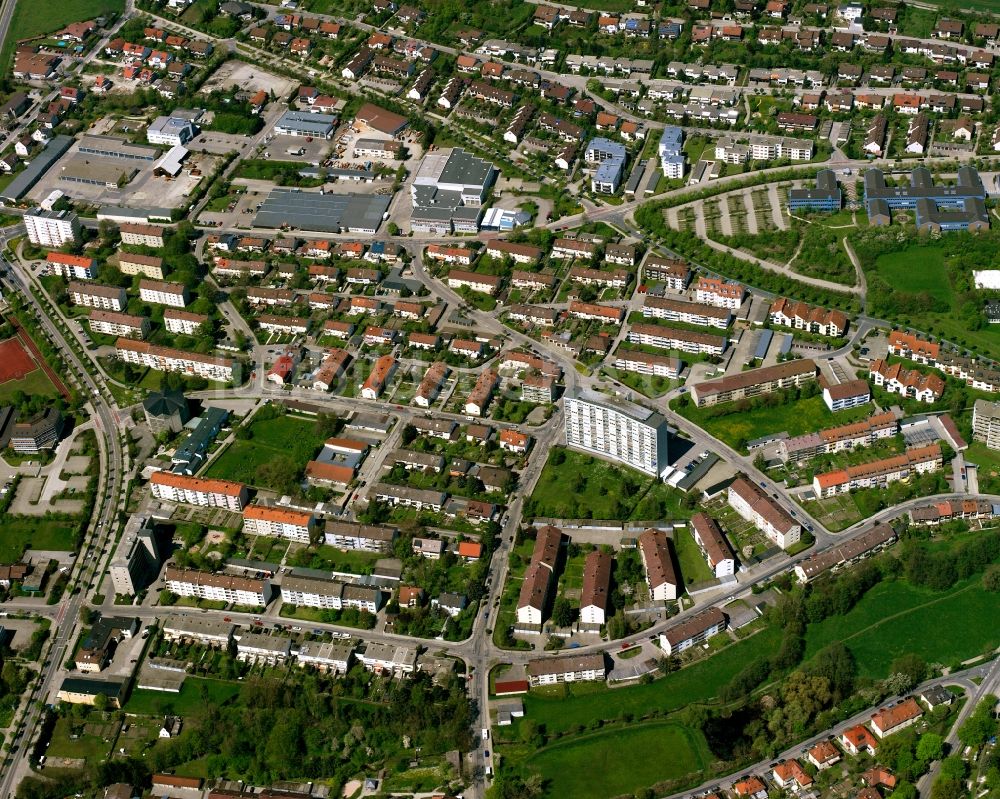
[189,129,252,155]
[198,59,297,99]
[28,145,222,209]
[261,133,332,164]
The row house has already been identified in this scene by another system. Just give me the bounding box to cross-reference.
[769,298,848,336]
[427,244,473,265]
[447,269,500,295]
[247,287,294,307]
[465,369,498,416]
[468,80,515,108]
[795,522,896,582]
[507,304,558,326]
[214,259,267,280]
[869,359,945,403]
[779,411,898,464]
[812,444,942,498]
[258,315,308,335]
[568,266,630,288]
[551,238,597,260]
[568,301,623,324]
[414,361,448,407]
[487,240,542,265]
[311,349,351,391]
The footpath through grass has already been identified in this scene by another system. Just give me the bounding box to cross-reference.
[525,721,711,799]
[804,576,1000,678]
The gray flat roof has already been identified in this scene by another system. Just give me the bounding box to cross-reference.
[253,188,389,233]
[3,135,73,200]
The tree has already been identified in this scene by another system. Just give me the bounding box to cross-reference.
[916,733,945,764]
[959,696,999,748]
[889,653,927,691]
[984,563,1000,592]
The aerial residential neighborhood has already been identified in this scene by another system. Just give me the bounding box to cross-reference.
[1,0,1000,797]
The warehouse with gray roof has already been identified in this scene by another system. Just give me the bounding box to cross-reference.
[273,110,337,139]
[253,188,390,233]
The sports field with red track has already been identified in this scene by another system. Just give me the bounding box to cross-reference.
[0,337,36,382]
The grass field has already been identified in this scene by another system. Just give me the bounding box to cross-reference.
[204,413,326,489]
[518,625,782,738]
[875,246,950,301]
[673,529,714,585]
[47,716,109,761]
[804,577,1000,678]
[0,517,78,562]
[674,395,871,451]
[525,448,693,521]
[0,369,60,404]
[873,244,1000,359]
[525,722,711,799]
[125,677,242,716]
[3,0,125,64]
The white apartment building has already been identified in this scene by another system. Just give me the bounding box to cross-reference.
[119,253,165,279]
[163,308,208,335]
[446,269,500,295]
[973,399,1000,450]
[728,476,800,549]
[690,512,736,578]
[139,279,188,308]
[68,282,127,311]
[695,277,745,309]
[563,389,671,477]
[659,607,727,655]
[280,574,346,610]
[165,566,272,606]
[147,115,197,146]
[323,521,396,552]
[46,253,97,280]
[642,295,731,329]
[150,471,249,510]
[579,549,611,626]
[526,653,606,686]
[116,339,235,382]
[119,223,165,248]
[243,504,316,543]
[24,209,81,247]
[627,324,727,356]
[612,350,682,379]
[88,310,150,339]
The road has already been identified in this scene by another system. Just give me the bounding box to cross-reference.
[0,242,128,796]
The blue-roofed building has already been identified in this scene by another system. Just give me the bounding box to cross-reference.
[754,329,773,361]
[788,169,842,212]
[778,333,793,356]
[585,137,627,194]
[658,126,686,179]
[171,407,229,474]
[864,166,987,230]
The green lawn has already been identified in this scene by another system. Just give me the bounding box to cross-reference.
[673,529,714,585]
[525,448,693,521]
[518,625,782,738]
[875,246,950,301]
[204,413,326,489]
[47,716,110,761]
[0,369,60,404]
[3,0,125,65]
[0,517,78,562]
[525,722,711,799]
[871,243,1000,359]
[125,677,242,716]
[804,577,1000,678]
[673,395,871,451]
